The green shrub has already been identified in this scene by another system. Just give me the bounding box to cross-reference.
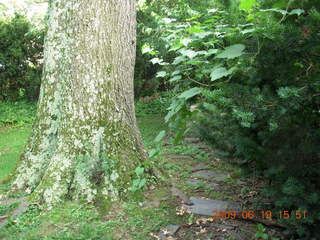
[0,101,36,126]
[134,0,217,98]
[0,14,44,101]
[200,8,320,239]
[135,92,173,117]
[151,1,320,238]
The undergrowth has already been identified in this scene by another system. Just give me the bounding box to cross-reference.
[0,102,36,127]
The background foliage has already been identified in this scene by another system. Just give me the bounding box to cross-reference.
[0,14,44,101]
[142,0,320,238]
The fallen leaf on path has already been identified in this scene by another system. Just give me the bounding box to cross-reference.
[176,206,190,216]
[149,232,161,240]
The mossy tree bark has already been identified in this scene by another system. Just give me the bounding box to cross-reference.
[12,0,147,206]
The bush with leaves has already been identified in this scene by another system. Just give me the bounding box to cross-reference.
[0,14,44,101]
[134,0,217,98]
[0,101,36,126]
[149,0,320,238]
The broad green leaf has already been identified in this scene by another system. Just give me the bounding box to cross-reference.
[210,67,234,81]
[141,44,153,54]
[181,38,193,46]
[156,71,166,78]
[187,60,203,65]
[138,178,147,188]
[216,44,245,59]
[141,43,158,56]
[173,56,187,65]
[165,100,184,122]
[135,167,144,176]
[165,110,176,122]
[239,0,257,12]
[187,26,204,34]
[262,234,269,240]
[178,87,201,100]
[154,130,166,142]
[194,32,212,39]
[150,57,163,65]
[172,70,181,76]
[169,43,183,52]
[257,224,265,232]
[169,75,182,82]
[206,49,218,56]
[197,51,208,55]
[289,9,304,16]
[180,49,198,59]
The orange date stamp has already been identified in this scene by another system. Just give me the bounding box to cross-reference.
[212,210,308,220]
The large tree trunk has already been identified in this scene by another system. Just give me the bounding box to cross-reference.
[12,0,147,206]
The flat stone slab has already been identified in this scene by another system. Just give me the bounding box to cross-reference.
[183,197,240,216]
[190,163,210,172]
[158,224,180,239]
[0,197,29,228]
[165,154,194,161]
[165,224,180,234]
[192,170,229,182]
[170,187,192,205]
[186,179,219,190]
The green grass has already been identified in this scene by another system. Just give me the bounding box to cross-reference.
[0,125,32,182]
[0,197,181,240]
[0,101,36,127]
[0,99,183,240]
[0,112,183,240]
[0,113,165,183]
[0,102,253,239]
[137,115,166,145]
[0,101,283,240]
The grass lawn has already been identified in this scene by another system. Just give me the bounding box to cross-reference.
[0,115,166,182]
[0,125,32,182]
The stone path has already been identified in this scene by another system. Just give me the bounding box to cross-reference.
[186,179,219,190]
[0,197,29,228]
[157,136,283,240]
[189,163,210,172]
[182,197,240,216]
[191,170,229,182]
[158,224,180,239]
